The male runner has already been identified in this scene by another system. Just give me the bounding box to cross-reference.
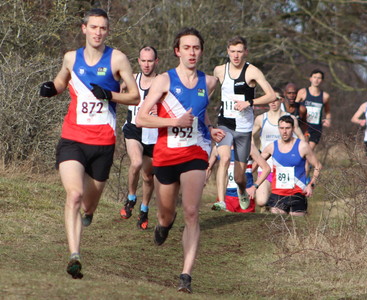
[296,69,331,149]
[252,89,304,208]
[261,115,321,215]
[212,36,275,211]
[351,101,367,155]
[120,46,159,229]
[136,27,225,293]
[39,8,139,279]
[281,82,307,131]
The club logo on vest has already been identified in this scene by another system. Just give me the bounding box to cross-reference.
[174,86,183,96]
[197,88,205,97]
[97,67,107,76]
[78,68,86,76]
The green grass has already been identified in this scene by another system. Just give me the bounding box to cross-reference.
[2,171,367,299]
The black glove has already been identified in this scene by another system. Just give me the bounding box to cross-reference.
[40,81,58,97]
[91,83,112,101]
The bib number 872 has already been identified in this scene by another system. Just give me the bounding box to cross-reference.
[81,101,103,114]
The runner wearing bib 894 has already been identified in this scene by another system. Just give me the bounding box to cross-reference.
[295,69,331,150]
[260,115,322,216]
[212,36,275,211]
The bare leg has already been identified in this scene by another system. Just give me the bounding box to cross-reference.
[125,138,144,196]
[180,170,206,275]
[255,179,271,207]
[216,145,231,202]
[234,160,247,194]
[141,155,154,207]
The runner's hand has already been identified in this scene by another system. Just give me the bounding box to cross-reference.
[210,128,226,143]
[40,81,57,97]
[176,108,194,127]
[91,83,112,101]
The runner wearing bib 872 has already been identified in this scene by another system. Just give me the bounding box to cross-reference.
[212,36,276,211]
[260,115,322,216]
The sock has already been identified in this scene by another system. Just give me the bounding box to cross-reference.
[128,194,137,202]
[70,252,81,261]
[141,204,149,212]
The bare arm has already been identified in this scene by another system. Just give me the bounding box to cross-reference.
[292,115,305,140]
[351,102,367,127]
[234,65,276,111]
[248,143,270,187]
[295,88,307,103]
[322,92,331,127]
[300,140,322,197]
[52,51,75,94]
[111,50,139,105]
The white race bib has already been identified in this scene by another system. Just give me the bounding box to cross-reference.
[227,161,236,189]
[167,117,198,148]
[223,95,244,118]
[275,166,295,189]
[306,105,322,125]
[77,96,109,125]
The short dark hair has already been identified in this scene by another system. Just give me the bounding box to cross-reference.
[310,69,324,80]
[173,27,204,56]
[227,36,247,49]
[278,115,294,127]
[83,8,109,25]
[139,46,158,60]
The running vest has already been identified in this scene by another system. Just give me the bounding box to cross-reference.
[62,46,120,145]
[153,69,210,167]
[217,62,255,132]
[303,88,324,129]
[124,73,158,145]
[281,102,301,118]
[271,139,307,196]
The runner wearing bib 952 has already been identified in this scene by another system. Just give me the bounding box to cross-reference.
[136,28,225,294]
[212,36,275,211]
[260,115,322,216]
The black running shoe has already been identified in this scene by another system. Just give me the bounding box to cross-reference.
[120,200,136,219]
[177,273,192,293]
[137,211,149,230]
[81,213,93,227]
[154,213,177,246]
[66,259,83,279]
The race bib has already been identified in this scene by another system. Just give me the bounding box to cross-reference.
[275,166,295,189]
[167,117,198,148]
[77,96,109,125]
[306,105,322,125]
[223,95,244,118]
[227,161,236,189]
[129,103,142,124]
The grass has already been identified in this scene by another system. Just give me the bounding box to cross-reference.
[2,170,367,299]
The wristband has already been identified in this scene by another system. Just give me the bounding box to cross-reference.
[253,183,259,189]
[311,183,315,189]
[246,98,254,107]
[40,81,58,97]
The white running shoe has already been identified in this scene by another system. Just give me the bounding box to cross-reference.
[237,188,250,210]
[211,201,227,211]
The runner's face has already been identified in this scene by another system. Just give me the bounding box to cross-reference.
[285,86,297,104]
[278,121,294,142]
[309,73,323,87]
[227,44,247,67]
[138,50,158,76]
[175,35,202,69]
[269,94,282,111]
[82,16,109,48]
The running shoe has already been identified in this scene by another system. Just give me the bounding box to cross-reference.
[137,210,149,230]
[66,258,83,279]
[211,201,227,211]
[120,200,136,219]
[154,213,177,246]
[237,187,250,210]
[81,213,93,227]
[177,273,192,293]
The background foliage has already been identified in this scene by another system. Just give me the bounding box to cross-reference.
[0,0,366,171]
